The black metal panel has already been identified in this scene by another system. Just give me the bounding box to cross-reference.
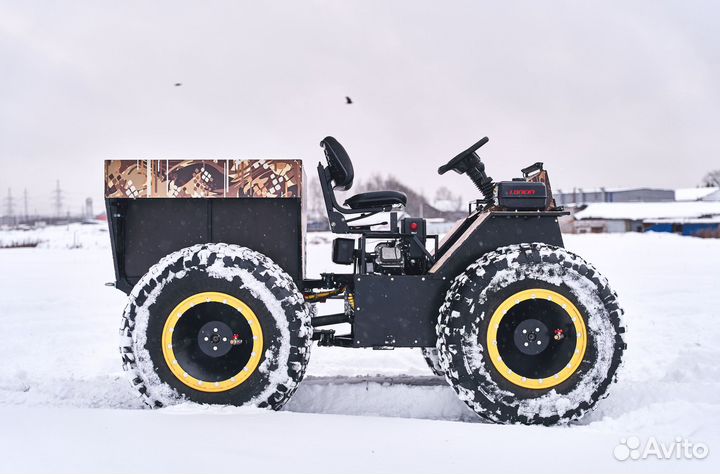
[353,274,448,347]
[350,213,565,348]
[211,199,302,284]
[433,214,564,280]
[123,199,208,277]
[107,197,303,294]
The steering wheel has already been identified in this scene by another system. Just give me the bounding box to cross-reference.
[438,136,489,175]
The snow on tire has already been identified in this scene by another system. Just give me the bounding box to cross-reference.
[436,243,625,425]
[420,348,444,376]
[119,243,312,409]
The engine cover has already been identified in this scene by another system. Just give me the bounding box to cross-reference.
[496,181,548,210]
[372,242,404,275]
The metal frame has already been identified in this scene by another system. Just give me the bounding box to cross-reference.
[305,210,567,348]
[305,157,571,349]
[106,157,570,350]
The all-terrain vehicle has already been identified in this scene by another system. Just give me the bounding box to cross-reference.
[105,137,625,424]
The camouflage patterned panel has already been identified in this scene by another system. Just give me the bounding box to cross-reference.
[105,159,303,198]
[105,160,151,199]
[228,160,302,198]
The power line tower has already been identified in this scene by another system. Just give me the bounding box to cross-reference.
[4,188,15,225]
[53,180,64,218]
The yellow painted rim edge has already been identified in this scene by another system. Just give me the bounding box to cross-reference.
[161,291,264,393]
[486,288,587,390]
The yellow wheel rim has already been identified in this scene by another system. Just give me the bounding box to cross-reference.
[162,291,264,393]
[486,288,586,390]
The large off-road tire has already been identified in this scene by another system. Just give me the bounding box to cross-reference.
[436,243,625,425]
[420,348,444,376]
[119,243,312,409]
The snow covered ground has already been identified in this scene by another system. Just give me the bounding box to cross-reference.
[0,224,718,473]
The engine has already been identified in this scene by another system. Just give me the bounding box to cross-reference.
[371,241,405,275]
[369,218,429,276]
[330,217,432,275]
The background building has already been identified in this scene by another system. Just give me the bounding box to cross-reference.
[555,187,675,205]
[560,200,720,237]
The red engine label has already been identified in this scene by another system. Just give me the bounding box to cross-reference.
[506,188,537,196]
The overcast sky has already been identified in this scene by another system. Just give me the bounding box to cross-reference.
[1,0,718,215]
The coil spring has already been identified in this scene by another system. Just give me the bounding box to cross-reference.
[467,167,495,204]
[478,179,495,204]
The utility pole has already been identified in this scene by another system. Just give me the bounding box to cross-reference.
[53,180,64,218]
[23,188,29,223]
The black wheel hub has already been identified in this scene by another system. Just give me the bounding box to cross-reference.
[198,321,234,357]
[171,301,254,382]
[495,298,577,380]
[513,319,549,355]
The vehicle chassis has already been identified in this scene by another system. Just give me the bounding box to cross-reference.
[105,151,566,350]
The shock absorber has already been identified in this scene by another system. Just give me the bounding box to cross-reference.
[466,158,495,204]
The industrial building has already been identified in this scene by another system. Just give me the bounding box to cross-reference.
[555,187,675,206]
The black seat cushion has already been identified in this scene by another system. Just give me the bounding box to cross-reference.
[320,136,354,191]
[344,191,407,210]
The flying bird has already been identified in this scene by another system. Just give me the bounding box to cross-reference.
[345,96,353,104]
[174,83,182,87]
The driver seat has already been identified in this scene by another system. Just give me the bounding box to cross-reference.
[318,136,407,233]
[344,190,407,210]
[321,137,407,209]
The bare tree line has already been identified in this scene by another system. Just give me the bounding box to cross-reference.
[703,170,720,188]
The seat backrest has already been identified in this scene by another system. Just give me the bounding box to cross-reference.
[320,136,354,191]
